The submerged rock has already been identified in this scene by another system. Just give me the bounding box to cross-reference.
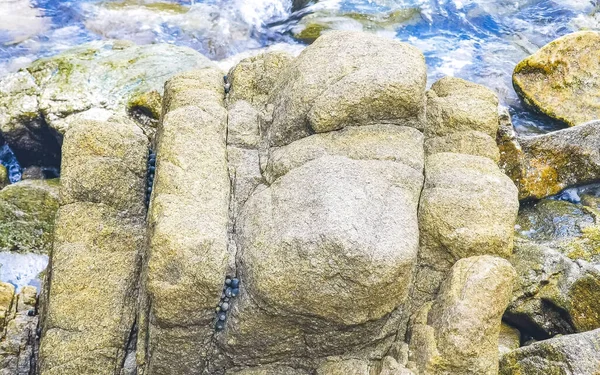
[513,31,600,127]
[499,329,600,375]
[0,40,214,166]
[0,179,59,254]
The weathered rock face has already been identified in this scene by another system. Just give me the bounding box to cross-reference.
[513,31,600,127]
[268,31,426,147]
[227,52,293,109]
[499,329,600,375]
[498,118,600,201]
[506,198,600,339]
[414,77,518,306]
[0,179,59,254]
[408,256,516,375]
[35,31,532,375]
[0,40,213,166]
[140,68,230,375]
[0,284,38,375]
[38,116,148,375]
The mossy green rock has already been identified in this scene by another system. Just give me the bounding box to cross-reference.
[513,31,600,127]
[0,40,214,165]
[499,329,600,375]
[0,179,59,254]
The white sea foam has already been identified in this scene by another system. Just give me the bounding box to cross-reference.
[0,252,48,293]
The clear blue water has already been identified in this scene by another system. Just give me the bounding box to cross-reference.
[0,0,598,183]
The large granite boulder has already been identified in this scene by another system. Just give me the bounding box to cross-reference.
[38,115,148,375]
[498,119,600,201]
[267,31,426,146]
[0,179,59,254]
[500,329,600,375]
[140,68,230,375]
[408,256,516,375]
[513,31,600,127]
[0,40,213,166]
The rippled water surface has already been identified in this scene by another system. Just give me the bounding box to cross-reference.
[1,0,599,133]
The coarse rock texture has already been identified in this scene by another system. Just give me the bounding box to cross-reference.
[0,179,59,254]
[264,124,424,184]
[513,31,600,127]
[415,153,518,298]
[0,285,38,375]
[38,116,148,375]
[0,40,214,166]
[29,31,547,375]
[498,322,521,356]
[506,198,600,338]
[227,52,294,109]
[499,329,600,375]
[139,68,230,375]
[506,237,600,338]
[228,154,423,365]
[411,77,518,311]
[267,31,426,147]
[425,77,499,140]
[498,119,600,201]
[408,256,516,375]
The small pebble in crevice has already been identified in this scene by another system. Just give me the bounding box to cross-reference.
[146,150,156,208]
[223,75,231,94]
[214,276,240,332]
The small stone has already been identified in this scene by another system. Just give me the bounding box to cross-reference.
[221,302,229,312]
[149,166,156,172]
[27,309,36,316]
[221,292,226,299]
[225,287,233,297]
[223,75,228,83]
[147,187,152,193]
[216,306,221,313]
[231,288,239,297]
[215,321,225,331]
[218,312,227,321]
[231,278,240,288]
[225,277,232,286]
[223,297,230,302]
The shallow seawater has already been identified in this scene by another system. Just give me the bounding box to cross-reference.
[0,252,48,292]
[0,0,599,173]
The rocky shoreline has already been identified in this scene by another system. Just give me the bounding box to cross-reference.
[0,29,599,374]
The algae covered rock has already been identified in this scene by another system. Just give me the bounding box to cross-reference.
[408,256,516,375]
[0,40,214,165]
[498,119,600,201]
[506,237,600,338]
[499,329,600,375]
[513,31,600,127]
[0,179,59,254]
[268,31,426,146]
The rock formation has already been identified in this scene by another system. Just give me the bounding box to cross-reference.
[0,29,597,375]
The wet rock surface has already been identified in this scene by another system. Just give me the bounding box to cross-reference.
[0,40,213,167]
[499,328,600,375]
[498,118,600,201]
